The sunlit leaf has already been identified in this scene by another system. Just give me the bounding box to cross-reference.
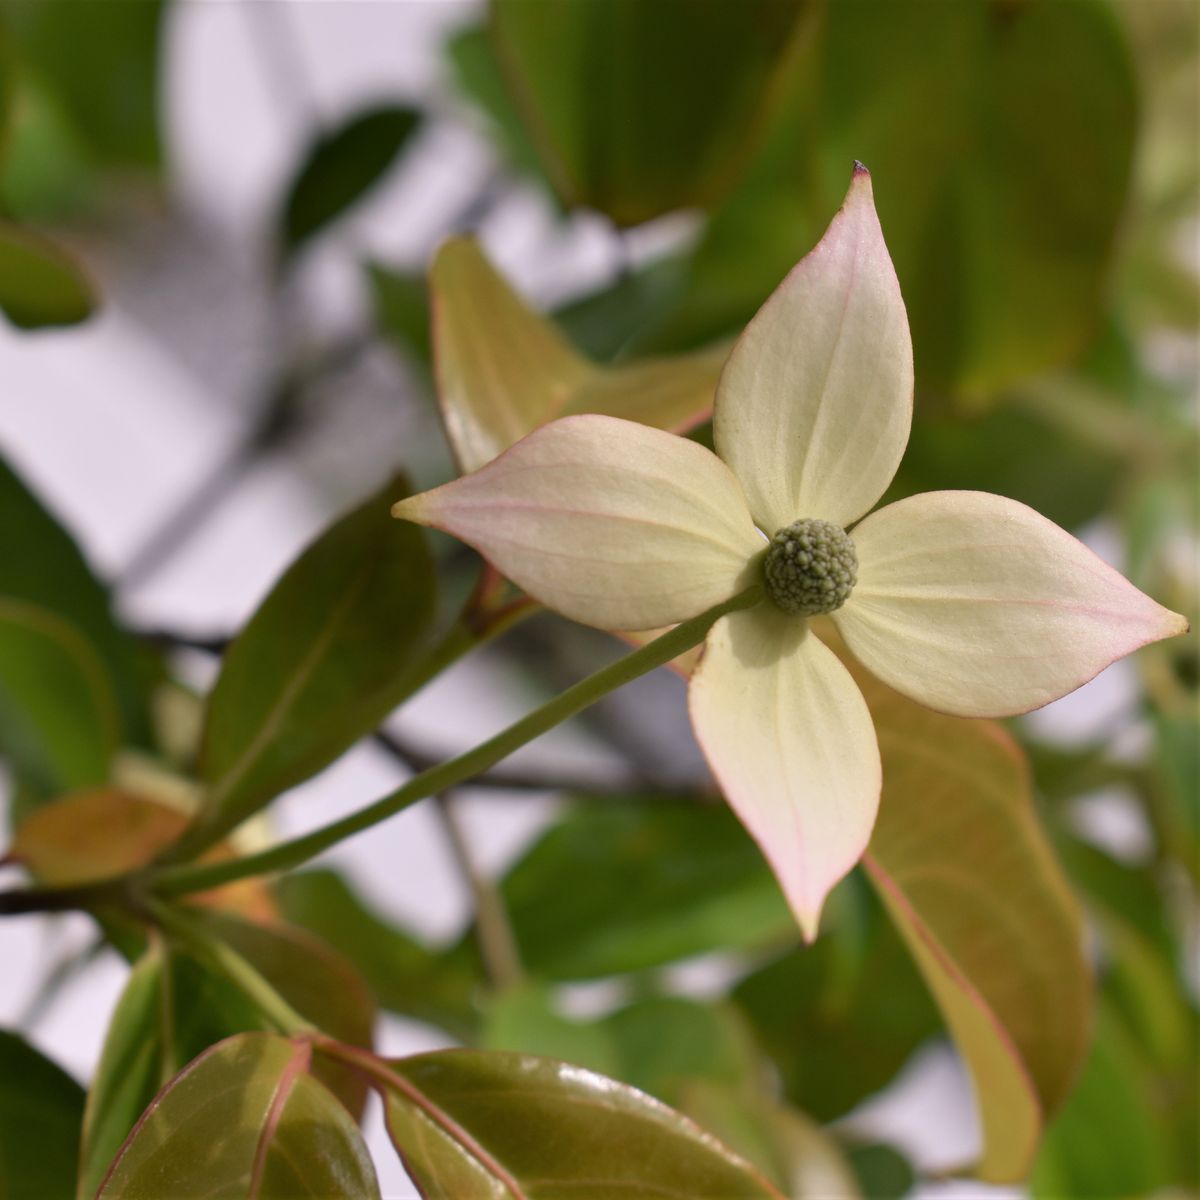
[489,0,811,225]
[0,454,150,749]
[95,1033,380,1199]
[0,221,97,327]
[663,0,1136,398]
[836,634,1092,1182]
[432,227,724,475]
[0,1030,85,1200]
[9,789,274,919]
[275,868,480,1041]
[80,919,376,1199]
[3,0,165,168]
[280,106,420,258]
[492,797,793,980]
[679,1082,862,1199]
[484,987,760,1108]
[375,1048,786,1197]
[182,476,436,855]
[0,598,117,803]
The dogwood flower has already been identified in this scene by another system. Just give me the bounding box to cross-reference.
[394,165,1188,939]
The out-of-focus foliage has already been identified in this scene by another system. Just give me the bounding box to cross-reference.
[0,1031,86,1199]
[0,221,95,327]
[278,105,421,262]
[489,0,812,226]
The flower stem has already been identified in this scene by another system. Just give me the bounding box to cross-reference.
[147,899,315,1037]
[154,586,761,899]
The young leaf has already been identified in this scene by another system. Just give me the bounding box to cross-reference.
[10,789,276,919]
[275,869,481,1040]
[95,1034,381,1199]
[372,1048,787,1198]
[0,222,97,328]
[0,1030,85,1200]
[431,237,723,473]
[489,0,811,225]
[0,598,118,802]
[842,642,1092,1182]
[184,477,436,854]
[81,927,376,1200]
[279,106,420,259]
[490,797,794,980]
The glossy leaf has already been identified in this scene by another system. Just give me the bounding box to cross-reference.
[377,1048,786,1198]
[430,237,722,473]
[0,221,97,328]
[275,869,481,1040]
[841,642,1091,1182]
[280,106,420,258]
[80,918,376,1199]
[0,455,149,751]
[492,799,793,980]
[679,1083,862,1199]
[663,0,1136,398]
[0,598,117,802]
[0,1030,85,1200]
[3,0,165,167]
[489,0,810,225]
[484,988,760,1109]
[95,1033,380,1199]
[185,477,436,854]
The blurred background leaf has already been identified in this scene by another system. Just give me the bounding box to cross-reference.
[279,105,421,262]
[0,221,96,328]
[0,1030,85,1199]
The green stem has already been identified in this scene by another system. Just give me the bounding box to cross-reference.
[147,899,315,1037]
[155,586,761,899]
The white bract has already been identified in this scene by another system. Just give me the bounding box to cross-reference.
[395,166,1188,939]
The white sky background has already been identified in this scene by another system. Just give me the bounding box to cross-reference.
[0,3,1154,1196]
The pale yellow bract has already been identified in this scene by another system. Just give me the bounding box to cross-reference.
[395,167,1188,940]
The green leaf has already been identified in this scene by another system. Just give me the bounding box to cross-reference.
[275,869,481,1041]
[0,454,150,749]
[0,221,97,327]
[493,798,794,980]
[80,917,377,1199]
[185,477,436,854]
[3,0,165,168]
[366,262,431,369]
[677,1083,862,1199]
[484,987,760,1108]
[445,26,554,193]
[844,644,1092,1183]
[0,1030,85,1200]
[95,1033,380,1199]
[733,885,941,1122]
[663,0,1136,398]
[0,598,118,802]
[280,106,420,258]
[489,0,812,225]
[376,1049,786,1198]
[1031,1004,1174,1198]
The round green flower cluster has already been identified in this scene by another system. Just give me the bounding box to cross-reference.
[763,518,858,616]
